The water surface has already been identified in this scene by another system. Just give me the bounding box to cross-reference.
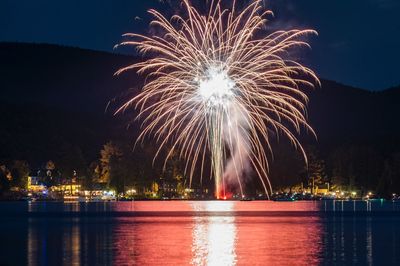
[0,201,399,265]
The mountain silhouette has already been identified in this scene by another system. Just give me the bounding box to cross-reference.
[1,42,399,174]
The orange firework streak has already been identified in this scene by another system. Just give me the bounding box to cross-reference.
[115,0,319,199]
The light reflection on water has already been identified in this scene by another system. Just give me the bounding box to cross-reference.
[0,201,399,265]
[191,201,236,266]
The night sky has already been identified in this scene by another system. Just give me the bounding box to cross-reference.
[1,0,399,91]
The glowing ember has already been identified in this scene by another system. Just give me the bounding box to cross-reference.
[115,0,319,199]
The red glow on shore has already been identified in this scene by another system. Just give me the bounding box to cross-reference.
[215,186,233,200]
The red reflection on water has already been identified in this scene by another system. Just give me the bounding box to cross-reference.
[235,216,322,265]
[113,216,193,265]
[112,201,322,265]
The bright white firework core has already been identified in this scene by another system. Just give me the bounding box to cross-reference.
[197,66,235,107]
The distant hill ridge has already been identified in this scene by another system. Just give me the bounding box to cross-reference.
[0,42,399,164]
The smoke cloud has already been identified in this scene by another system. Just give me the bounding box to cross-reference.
[222,103,252,194]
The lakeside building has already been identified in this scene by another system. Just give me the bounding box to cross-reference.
[27,175,47,193]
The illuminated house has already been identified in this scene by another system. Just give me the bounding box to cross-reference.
[27,175,47,193]
[51,184,81,196]
[314,184,329,195]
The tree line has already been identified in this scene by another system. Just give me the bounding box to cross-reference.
[1,139,400,198]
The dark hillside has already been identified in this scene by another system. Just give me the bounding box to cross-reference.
[1,42,399,192]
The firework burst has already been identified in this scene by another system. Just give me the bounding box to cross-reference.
[115,0,319,199]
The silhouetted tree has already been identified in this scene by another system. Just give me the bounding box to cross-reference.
[391,153,400,193]
[99,141,123,185]
[378,160,393,197]
[269,141,304,189]
[86,161,101,189]
[10,160,30,189]
[58,145,87,184]
[0,165,11,194]
[41,160,58,186]
[327,145,384,192]
[306,147,327,193]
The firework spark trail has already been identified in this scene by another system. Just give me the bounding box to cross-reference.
[115,0,319,199]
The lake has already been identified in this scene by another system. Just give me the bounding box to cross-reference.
[0,200,399,265]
